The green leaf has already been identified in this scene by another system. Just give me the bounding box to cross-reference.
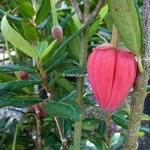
[48,73,62,87]
[63,66,86,77]
[54,119,72,139]
[40,39,57,60]
[20,19,39,40]
[46,52,68,73]
[80,138,98,150]
[1,15,38,58]
[111,114,128,129]
[98,120,106,139]
[0,80,42,90]
[53,71,75,92]
[107,0,142,56]
[65,18,81,60]
[141,114,150,121]
[83,97,98,107]
[109,133,126,148]
[140,125,150,133]
[44,101,83,122]
[0,64,37,74]
[35,41,48,56]
[0,73,15,82]
[82,119,101,131]
[35,0,51,24]
[19,0,35,19]
[0,97,42,108]
[90,137,108,150]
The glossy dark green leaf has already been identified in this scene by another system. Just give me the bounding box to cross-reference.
[35,0,51,24]
[111,114,128,129]
[98,120,106,139]
[0,80,42,91]
[35,41,48,56]
[0,97,42,108]
[109,133,126,148]
[54,119,72,139]
[107,0,142,57]
[44,134,60,149]
[21,19,39,40]
[46,52,68,73]
[90,137,108,150]
[19,0,35,19]
[0,65,37,74]
[44,101,83,122]
[1,15,38,58]
[63,66,86,77]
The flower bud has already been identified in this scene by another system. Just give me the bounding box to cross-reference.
[87,44,137,112]
[29,102,46,117]
[18,71,29,80]
[51,25,63,42]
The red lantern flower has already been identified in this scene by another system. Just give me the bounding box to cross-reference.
[87,44,137,112]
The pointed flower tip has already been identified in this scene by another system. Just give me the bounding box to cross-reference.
[51,25,63,42]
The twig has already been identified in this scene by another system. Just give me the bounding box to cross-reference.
[36,60,68,150]
[70,0,84,23]
[88,0,105,23]
[124,1,150,149]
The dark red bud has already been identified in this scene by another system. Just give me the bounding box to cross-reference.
[51,25,63,42]
[18,71,29,80]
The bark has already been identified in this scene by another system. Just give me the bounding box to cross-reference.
[124,1,150,149]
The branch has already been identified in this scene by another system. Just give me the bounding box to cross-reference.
[124,1,150,149]
[88,0,105,23]
[70,0,84,23]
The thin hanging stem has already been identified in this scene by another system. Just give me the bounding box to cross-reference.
[104,110,110,147]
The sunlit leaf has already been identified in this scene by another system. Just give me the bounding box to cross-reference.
[1,15,38,58]
[109,133,126,148]
[40,40,57,60]
[107,0,142,57]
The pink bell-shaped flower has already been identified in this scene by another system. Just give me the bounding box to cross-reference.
[87,44,137,112]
